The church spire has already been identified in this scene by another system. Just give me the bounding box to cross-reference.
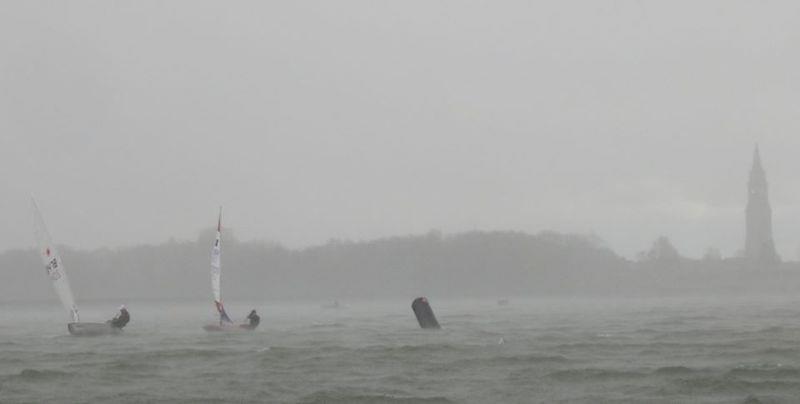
[744,145,779,264]
[752,144,764,173]
[749,144,766,193]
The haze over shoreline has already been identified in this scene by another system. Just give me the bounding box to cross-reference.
[4,229,800,304]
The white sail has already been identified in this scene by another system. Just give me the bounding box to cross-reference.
[31,198,79,323]
[211,209,222,302]
[211,207,231,323]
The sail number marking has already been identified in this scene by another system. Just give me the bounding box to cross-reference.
[45,257,62,280]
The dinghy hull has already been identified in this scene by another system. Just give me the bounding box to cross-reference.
[67,322,122,336]
[203,323,257,332]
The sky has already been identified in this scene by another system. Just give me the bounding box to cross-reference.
[1,1,800,259]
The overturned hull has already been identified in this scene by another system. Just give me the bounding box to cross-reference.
[67,322,122,336]
[412,297,441,329]
[203,323,257,332]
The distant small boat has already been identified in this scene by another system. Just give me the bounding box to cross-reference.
[497,299,510,306]
[321,300,341,309]
[203,207,257,332]
[32,198,121,336]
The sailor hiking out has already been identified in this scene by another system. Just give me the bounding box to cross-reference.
[108,305,130,329]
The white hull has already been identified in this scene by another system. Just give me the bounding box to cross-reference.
[202,323,257,332]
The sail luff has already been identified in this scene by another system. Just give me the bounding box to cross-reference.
[31,198,79,323]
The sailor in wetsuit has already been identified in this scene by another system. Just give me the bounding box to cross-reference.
[246,309,260,329]
[109,305,130,329]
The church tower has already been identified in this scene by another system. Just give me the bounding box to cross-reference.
[744,146,779,263]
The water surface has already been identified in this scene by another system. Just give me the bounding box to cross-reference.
[2,297,799,403]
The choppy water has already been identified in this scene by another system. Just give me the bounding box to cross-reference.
[2,297,800,403]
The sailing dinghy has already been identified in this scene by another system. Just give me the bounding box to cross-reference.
[32,198,121,336]
[203,208,257,332]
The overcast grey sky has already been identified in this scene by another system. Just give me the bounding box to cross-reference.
[2,1,799,259]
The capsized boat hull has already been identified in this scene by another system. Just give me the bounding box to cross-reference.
[412,297,441,329]
[67,322,122,336]
[203,323,258,332]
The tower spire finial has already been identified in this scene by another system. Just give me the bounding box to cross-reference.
[752,144,763,172]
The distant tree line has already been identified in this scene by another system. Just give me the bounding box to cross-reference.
[2,230,799,303]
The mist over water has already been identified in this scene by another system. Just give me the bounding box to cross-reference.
[4,1,800,403]
[3,297,800,403]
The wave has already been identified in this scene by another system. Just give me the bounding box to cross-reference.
[446,353,569,370]
[0,357,25,365]
[725,366,800,379]
[489,353,568,365]
[754,347,796,355]
[257,345,302,360]
[298,391,454,404]
[534,333,569,341]
[362,343,472,356]
[653,366,698,376]
[554,341,646,351]
[102,359,165,373]
[263,342,481,357]
[547,368,647,382]
[743,395,764,404]
[307,322,349,329]
[670,376,795,394]
[134,348,238,361]
[14,368,71,381]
